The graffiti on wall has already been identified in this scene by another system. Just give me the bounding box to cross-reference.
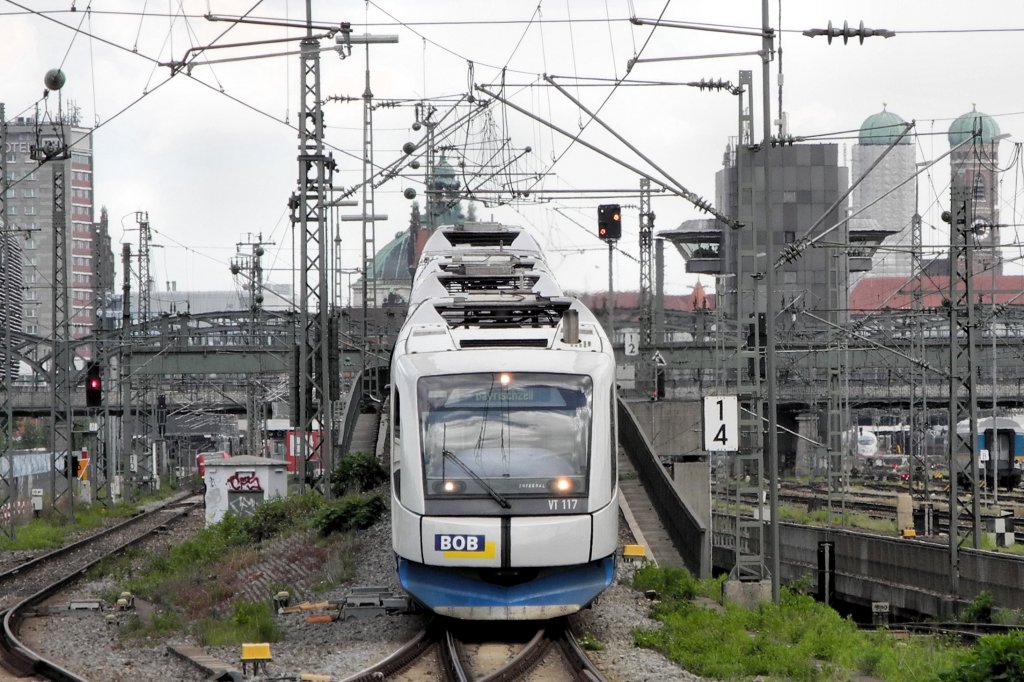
[227,470,264,492]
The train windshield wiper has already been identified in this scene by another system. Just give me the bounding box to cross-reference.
[441,449,511,509]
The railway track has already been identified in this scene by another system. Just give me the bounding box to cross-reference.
[342,617,609,682]
[0,495,200,680]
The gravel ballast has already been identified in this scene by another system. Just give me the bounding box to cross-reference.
[18,501,705,681]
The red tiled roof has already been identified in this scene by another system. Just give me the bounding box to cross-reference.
[575,291,716,311]
[850,275,1024,311]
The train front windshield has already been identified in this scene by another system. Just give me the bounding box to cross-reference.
[419,372,592,498]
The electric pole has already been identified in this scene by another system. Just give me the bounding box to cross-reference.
[289,1,336,491]
[639,178,655,396]
[133,212,154,487]
[232,234,273,458]
[29,71,76,519]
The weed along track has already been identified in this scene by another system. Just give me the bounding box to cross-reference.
[0,488,695,681]
[0,497,200,679]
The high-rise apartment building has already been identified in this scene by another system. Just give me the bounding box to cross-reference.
[4,114,96,343]
[0,232,25,375]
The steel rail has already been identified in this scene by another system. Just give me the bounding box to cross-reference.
[0,497,199,679]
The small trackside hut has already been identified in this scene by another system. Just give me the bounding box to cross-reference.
[203,455,289,526]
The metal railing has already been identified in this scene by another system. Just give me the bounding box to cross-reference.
[618,399,709,576]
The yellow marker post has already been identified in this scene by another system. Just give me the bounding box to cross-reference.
[623,544,647,562]
[240,643,272,675]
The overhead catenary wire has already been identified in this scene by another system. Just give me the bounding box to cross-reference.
[12,0,1024,313]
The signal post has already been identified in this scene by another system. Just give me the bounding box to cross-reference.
[597,204,622,339]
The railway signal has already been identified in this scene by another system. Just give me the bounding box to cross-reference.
[597,204,621,240]
[85,361,102,408]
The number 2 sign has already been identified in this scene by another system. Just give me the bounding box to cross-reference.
[703,395,738,452]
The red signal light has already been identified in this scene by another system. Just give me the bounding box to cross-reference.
[85,362,102,407]
[597,204,622,240]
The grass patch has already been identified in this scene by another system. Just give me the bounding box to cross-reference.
[86,491,377,644]
[631,566,964,681]
[0,499,150,551]
[196,601,282,646]
[307,536,360,594]
[120,609,186,640]
[776,505,897,534]
[0,519,67,550]
[119,493,326,606]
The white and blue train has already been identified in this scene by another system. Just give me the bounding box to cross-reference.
[956,416,1024,490]
[389,222,619,620]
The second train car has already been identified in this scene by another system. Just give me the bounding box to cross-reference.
[956,416,1024,490]
[389,222,619,620]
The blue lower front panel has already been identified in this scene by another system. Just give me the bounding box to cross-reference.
[398,556,616,620]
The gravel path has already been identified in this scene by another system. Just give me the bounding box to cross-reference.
[18,502,707,681]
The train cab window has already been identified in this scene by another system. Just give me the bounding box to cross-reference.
[393,390,401,443]
[610,386,617,491]
[418,372,593,499]
[393,389,402,500]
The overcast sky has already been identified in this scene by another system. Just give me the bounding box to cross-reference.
[3,1,1023,303]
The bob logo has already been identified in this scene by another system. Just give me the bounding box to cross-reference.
[434,534,495,558]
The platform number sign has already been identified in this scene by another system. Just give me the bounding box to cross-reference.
[623,332,639,356]
[703,395,738,452]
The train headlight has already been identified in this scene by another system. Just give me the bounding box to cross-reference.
[549,477,575,494]
[498,372,513,386]
[435,479,466,494]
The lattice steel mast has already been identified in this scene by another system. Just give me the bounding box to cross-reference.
[910,202,929,504]
[731,69,767,583]
[29,80,75,518]
[289,1,336,488]
[133,212,153,485]
[119,243,133,501]
[639,178,655,396]
[947,186,981,596]
[233,234,270,457]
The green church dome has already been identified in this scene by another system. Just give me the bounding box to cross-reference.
[948,106,1001,146]
[859,107,911,145]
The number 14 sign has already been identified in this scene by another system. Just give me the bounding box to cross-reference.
[703,395,738,452]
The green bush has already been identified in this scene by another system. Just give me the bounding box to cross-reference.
[961,590,996,624]
[632,565,700,602]
[330,452,387,496]
[315,494,385,536]
[940,631,1024,682]
[227,492,325,544]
